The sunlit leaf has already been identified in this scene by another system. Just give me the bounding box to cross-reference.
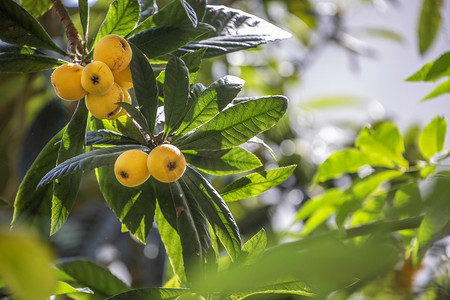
[422,79,450,101]
[419,116,447,160]
[20,0,52,18]
[239,229,267,266]
[406,52,450,82]
[106,287,188,300]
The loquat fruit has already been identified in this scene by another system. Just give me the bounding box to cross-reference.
[51,63,87,101]
[85,82,124,120]
[94,34,132,72]
[113,64,133,90]
[81,61,114,95]
[114,150,151,187]
[147,144,186,183]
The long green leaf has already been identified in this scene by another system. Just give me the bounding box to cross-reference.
[129,43,158,133]
[86,129,141,146]
[175,75,245,138]
[239,229,267,266]
[51,99,88,235]
[116,102,150,134]
[57,258,130,297]
[182,147,262,176]
[0,0,66,55]
[220,165,297,202]
[106,287,189,300]
[418,0,443,55]
[406,52,450,82]
[20,0,52,18]
[11,127,65,235]
[38,145,149,187]
[422,79,450,101]
[419,116,447,160]
[164,56,190,136]
[92,0,140,48]
[175,96,288,151]
[181,166,241,261]
[79,0,89,39]
[0,53,65,73]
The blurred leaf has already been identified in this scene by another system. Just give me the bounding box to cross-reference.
[53,281,92,295]
[164,55,190,136]
[356,122,408,168]
[356,28,403,43]
[418,0,443,55]
[239,229,267,266]
[182,147,262,176]
[57,258,130,297]
[92,0,140,48]
[0,0,66,55]
[106,287,188,300]
[232,281,314,299]
[0,196,9,207]
[79,0,89,39]
[419,116,447,160]
[38,145,149,187]
[247,136,277,161]
[301,95,364,110]
[286,0,317,29]
[182,166,241,261]
[393,182,423,218]
[295,188,344,222]
[422,79,450,101]
[20,0,52,17]
[220,165,296,202]
[176,96,288,151]
[0,53,65,73]
[176,75,245,138]
[11,128,65,235]
[117,102,150,133]
[406,52,450,82]
[130,43,159,133]
[0,231,56,300]
[51,100,88,235]
[86,129,141,146]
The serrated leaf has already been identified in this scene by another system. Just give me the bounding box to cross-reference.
[57,258,130,297]
[406,52,450,82]
[164,56,190,136]
[51,100,88,235]
[422,79,450,101]
[130,43,158,133]
[11,127,65,235]
[175,96,288,151]
[175,75,245,138]
[0,0,66,55]
[79,0,89,39]
[418,0,443,55]
[0,53,65,73]
[181,166,241,261]
[20,0,52,18]
[92,0,140,48]
[182,147,262,176]
[106,287,189,300]
[128,23,214,59]
[419,116,447,160]
[86,129,141,146]
[38,145,149,187]
[117,102,150,134]
[220,165,296,202]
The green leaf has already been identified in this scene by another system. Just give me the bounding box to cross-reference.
[393,182,423,218]
[79,0,89,39]
[86,129,141,146]
[20,0,52,18]
[182,147,262,176]
[51,100,88,235]
[11,127,65,235]
[0,0,66,55]
[422,79,450,101]
[106,287,188,300]
[129,43,158,133]
[175,96,288,151]
[0,53,65,73]
[418,0,443,55]
[96,115,147,145]
[128,23,214,59]
[181,166,241,261]
[220,165,297,202]
[38,145,149,187]
[355,122,409,168]
[92,0,140,48]
[419,116,447,160]
[116,102,151,134]
[406,52,450,82]
[294,188,343,222]
[57,258,130,297]
[175,75,245,138]
[0,231,56,300]
[239,229,267,266]
[164,55,190,136]
[181,0,199,27]
[52,281,92,295]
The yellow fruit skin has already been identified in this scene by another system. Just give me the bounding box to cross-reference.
[114,150,151,187]
[113,64,133,89]
[85,83,124,119]
[94,34,132,72]
[51,63,87,101]
[147,144,186,183]
[81,61,114,95]
[113,88,132,119]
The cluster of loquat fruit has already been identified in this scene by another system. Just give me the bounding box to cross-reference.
[50,34,133,120]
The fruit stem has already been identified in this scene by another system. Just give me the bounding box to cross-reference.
[51,0,85,63]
